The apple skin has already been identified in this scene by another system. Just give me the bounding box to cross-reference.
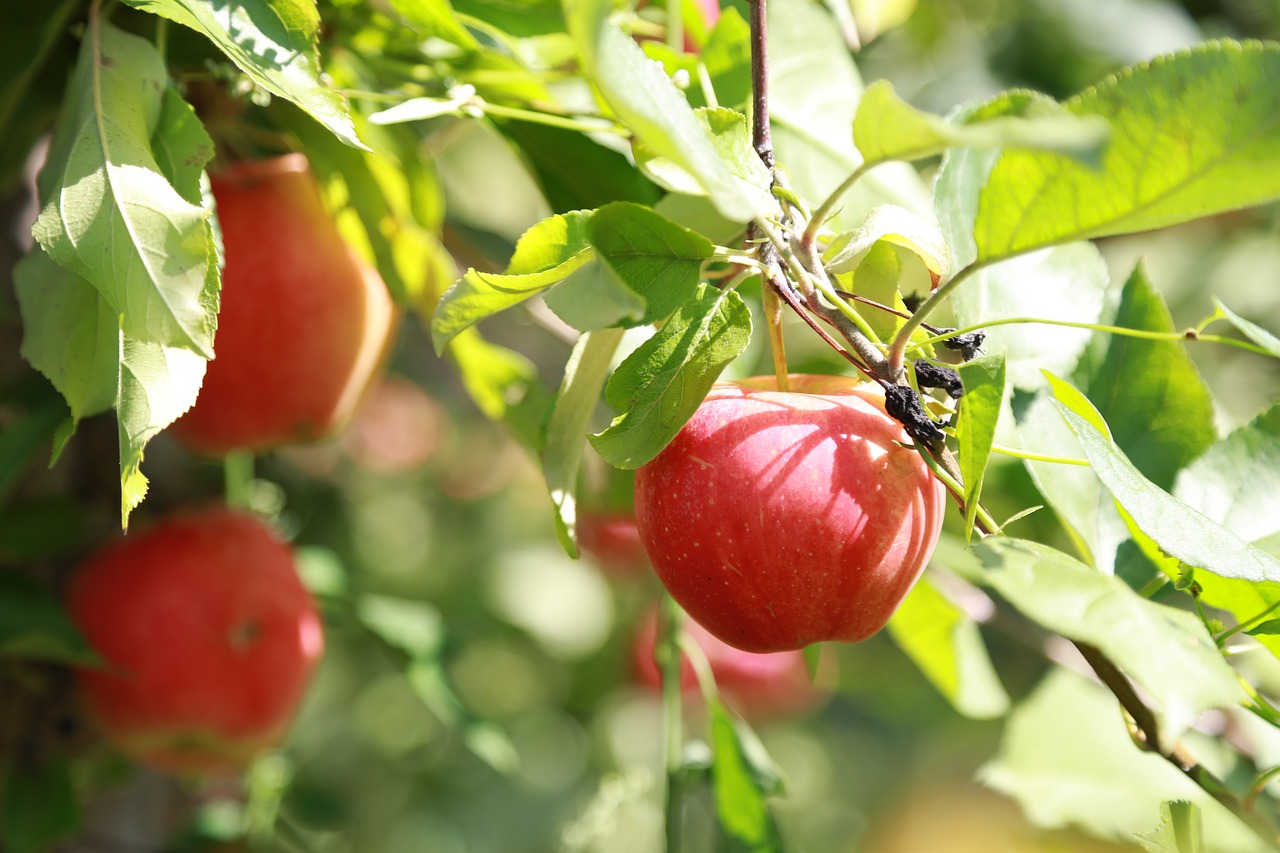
[578,510,650,576]
[65,507,324,774]
[632,606,830,722]
[170,154,397,455]
[634,374,946,653]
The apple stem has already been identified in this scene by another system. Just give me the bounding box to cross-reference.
[658,594,686,852]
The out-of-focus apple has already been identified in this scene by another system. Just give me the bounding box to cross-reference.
[170,154,397,455]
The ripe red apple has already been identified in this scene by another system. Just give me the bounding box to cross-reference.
[170,154,397,455]
[632,606,831,722]
[65,507,324,774]
[634,374,946,653]
[579,510,650,576]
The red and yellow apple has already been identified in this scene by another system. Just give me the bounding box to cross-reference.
[66,507,324,774]
[634,374,946,653]
[170,154,397,455]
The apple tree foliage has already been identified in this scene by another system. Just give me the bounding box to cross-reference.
[4,0,1280,850]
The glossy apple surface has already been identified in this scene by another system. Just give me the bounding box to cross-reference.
[634,374,946,653]
[632,606,830,722]
[170,154,397,455]
[66,508,324,774]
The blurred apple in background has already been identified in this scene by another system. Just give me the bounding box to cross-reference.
[632,605,833,723]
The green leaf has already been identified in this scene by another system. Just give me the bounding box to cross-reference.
[1138,802,1207,853]
[1214,298,1280,358]
[543,329,626,557]
[0,498,85,562]
[388,0,480,50]
[0,573,97,665]
[963,538,1241,749]
[431,211,594,352]
[698,8,752,110]
[563,0,771,222]
[0,384,69,506]
[357,594,444,660]
[117,335,207,528]
[590,285,751,469]
[1051,384,1280,584]
[825,204,950,287]
[949,241,1109,390]
[1169,403,1280,659]
[0,0,77,163]
[32,21,219,357]
[447,328,538,422]
[14,249,118,423]
[885,574,1009,719]
[1086,264,1216,490]
[543,260,647,332]
[766,0,930,232]
[497,119,664,215]
[633,108,774,218]
[586,202,715,326]
[709,701,784,852]
[982,669,1268,851]
[955,353,1006,537]
[0,759,81,853]
[853,79,1110,166]
[121,0,366,149]
[975,41,1280,262]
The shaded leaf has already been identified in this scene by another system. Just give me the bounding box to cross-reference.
[591,285,751,468]
[886,575,1009,719]
[976,41,1280,262]
[543,329,626,557]
[709,701,784,852]
[0,574,97,665]
[543,260,646,332]
[0,759,80,853]
[825,204,950,287]
[122,0,365,148]
[1086,264,1216,490]
[447,327,538,422]
[853,79,1109,166]
[32,22,218,357]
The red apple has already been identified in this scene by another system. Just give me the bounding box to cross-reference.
[579,510,650,576]
[634,374,946,653]
[66,507,324,774]
[170,154,397,455]
[632,605,831,722]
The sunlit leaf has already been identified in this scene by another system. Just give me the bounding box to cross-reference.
[961,537,1241,748]
[1050,383,1280,584]
[563,0,768,222]
[1214,299,1280,358]
[447,327,538,422]
[122,0,365,148]
[955,353,1006,537]
[586,202,715,325]
[543,329,626,557]
[389,0,480,49]
[591,285,751,468]
[982,670,1266,851]
[1137,802,1207,853]
[431,211,594,352]
[825,204,950,286]
[853,80,1109,166]
[976,41,1280,262]
[32,21,218,357]
[886,574,1009,719]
